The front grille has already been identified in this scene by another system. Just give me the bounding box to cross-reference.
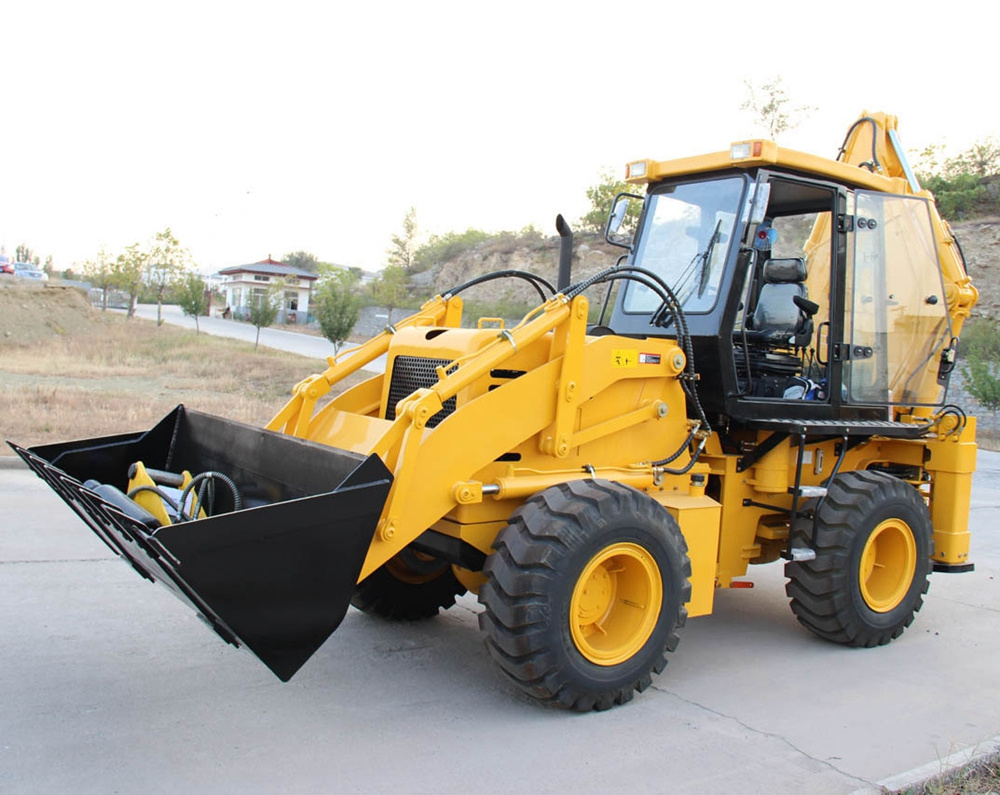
[386,356,457,428]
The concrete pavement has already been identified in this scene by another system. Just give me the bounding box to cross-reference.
[1,451,998,793]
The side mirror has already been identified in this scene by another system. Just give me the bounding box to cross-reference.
[605,192,644,250]
[608,198,629,235]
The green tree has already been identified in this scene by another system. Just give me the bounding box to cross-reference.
[740,76,814,140]
[282,251,320,273]
[372,264,409,325]
[177,272,209,334]
[113,242,149,319]
[916,137,1000,220]
[147,227,192,326]
[960,317,1000,360]
[412,228,492,271]
[963,354,1000,433]
[248,279,284,350]
[946,137,1000,178]
[960,318,1000,443]
[82,248,117,311]
[387,207,419,271]
[15,244,39,266]
[579,170,643,234]
[315,269,362,354]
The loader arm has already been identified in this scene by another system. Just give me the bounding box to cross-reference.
[269,293,690,580]
[266,294,465,437]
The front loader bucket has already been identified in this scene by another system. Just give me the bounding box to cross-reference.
[9,405,392,682]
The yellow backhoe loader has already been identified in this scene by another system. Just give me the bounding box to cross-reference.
[11,112,979,710]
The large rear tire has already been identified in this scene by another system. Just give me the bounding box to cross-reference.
[478,480,691,711]
[785,470,932,647]
[352,548,466,621]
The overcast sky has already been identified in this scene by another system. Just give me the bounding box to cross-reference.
[3,1,998,274]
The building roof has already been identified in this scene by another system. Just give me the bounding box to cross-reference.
[218,257,318,281]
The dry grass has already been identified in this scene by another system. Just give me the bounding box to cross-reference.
[897,752,1000,794]
[0,311,362,451]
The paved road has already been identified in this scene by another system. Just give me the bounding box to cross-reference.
[2,450,998,794]
[129,303,385,372]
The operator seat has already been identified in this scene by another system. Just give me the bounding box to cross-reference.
[744,257,816,348]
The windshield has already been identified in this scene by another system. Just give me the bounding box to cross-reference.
[623,176,745,314]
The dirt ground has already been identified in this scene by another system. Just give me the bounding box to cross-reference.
[0,279,115,343]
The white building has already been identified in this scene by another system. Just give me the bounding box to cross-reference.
[218,257,317,324]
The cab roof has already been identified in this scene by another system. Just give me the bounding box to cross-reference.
[624,139,912,195]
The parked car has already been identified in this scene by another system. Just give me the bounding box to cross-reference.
[13,263,48,281]
[0,256,13,275]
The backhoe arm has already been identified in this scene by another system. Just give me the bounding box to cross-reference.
[838,111,979,331]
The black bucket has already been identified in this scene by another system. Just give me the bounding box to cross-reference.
[8,405,393,682]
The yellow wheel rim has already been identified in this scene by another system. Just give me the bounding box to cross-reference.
[859,519,917,612]
[385,550,445,585]
[570,542,663,666]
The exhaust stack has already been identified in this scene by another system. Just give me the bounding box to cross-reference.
[556,214,573,291]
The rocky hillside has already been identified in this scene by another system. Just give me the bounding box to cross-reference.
[413,232,625,311]
[951,218,1000,319]
[411,219,1000,321]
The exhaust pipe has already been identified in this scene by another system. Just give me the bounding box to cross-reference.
[556,214,573,291]
[9,405,392,681]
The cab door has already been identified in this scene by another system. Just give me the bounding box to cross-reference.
[843,191,952,410]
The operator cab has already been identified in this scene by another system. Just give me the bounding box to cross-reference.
[605,166,954,432]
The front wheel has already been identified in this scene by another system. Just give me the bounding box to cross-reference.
[478,480,691,711]
[785,470,933,647]
[351,548,466,621]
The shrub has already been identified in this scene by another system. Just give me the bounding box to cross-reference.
[412,228,494,272]
[917,137,1000,220]
[959,317,1000,361]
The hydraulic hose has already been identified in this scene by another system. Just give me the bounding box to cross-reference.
[444,270,555,303]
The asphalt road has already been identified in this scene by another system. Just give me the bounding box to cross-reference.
[2,450,998,794]
[128,303,385,372]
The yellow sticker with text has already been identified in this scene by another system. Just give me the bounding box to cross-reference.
[611,349,638,368]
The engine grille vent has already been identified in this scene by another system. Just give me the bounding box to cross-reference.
[386,356,457,428]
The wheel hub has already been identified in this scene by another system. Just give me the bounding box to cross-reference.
[859,519,917,612]
[570,542,663,666]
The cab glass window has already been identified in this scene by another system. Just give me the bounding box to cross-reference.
[624,176,745,314]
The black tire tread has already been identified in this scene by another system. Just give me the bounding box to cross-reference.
[785,469,932,647]
[352,560,465,621]
[478,479,691,711]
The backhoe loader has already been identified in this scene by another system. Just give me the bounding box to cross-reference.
[11,112,979,710]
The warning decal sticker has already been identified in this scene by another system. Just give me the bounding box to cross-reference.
[611,349,638,368]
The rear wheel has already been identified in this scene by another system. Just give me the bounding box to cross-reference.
[785,470,932,647]
[351,548,466,620]
[478,480,690,711]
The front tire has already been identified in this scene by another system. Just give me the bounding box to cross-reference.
[785,470,933,647]
[351,548,466,621]
[478,480,691,711]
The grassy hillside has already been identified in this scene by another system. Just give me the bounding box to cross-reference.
[0,282,361,452]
